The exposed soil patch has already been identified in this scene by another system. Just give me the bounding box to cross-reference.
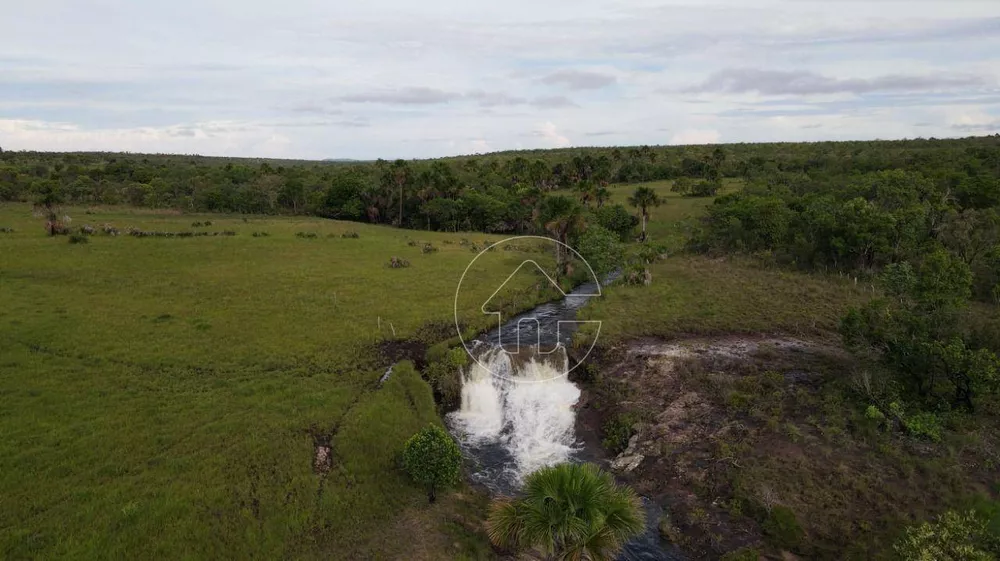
[377,338,429,370]
[308,425,334,475]
[578,334,999,560]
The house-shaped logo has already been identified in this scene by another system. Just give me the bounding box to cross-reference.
[454,236,603,382]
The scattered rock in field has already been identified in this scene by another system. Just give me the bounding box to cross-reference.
[314,445,332,474]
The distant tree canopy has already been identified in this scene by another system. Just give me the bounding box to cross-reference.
[2,136,996,238]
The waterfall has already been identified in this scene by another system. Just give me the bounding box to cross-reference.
[447,344,581,491]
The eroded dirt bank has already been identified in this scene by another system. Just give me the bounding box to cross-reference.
[572,335,998,560]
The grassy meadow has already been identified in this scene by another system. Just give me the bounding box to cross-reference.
[0,204,561,559]
[1,179,958,560]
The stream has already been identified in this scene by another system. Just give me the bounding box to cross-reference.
[445,276,682,561]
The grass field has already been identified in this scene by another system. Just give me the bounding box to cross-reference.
[555,178,741,248]
[580,255,873,344]
[3,180,954,560]
[0,204,562,559]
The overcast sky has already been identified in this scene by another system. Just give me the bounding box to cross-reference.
[2,0,999,160]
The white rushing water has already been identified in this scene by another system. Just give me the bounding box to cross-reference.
[447,345,581,487]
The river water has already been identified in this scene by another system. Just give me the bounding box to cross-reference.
[445,277,682,560]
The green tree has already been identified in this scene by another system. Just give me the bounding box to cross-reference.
[401,424,461,503]
[577,225,624,277]
[537,195,586,277]
[591,204,638,241]
[487,463,645,561]
[671,177,693,195]
[627,186,661,242]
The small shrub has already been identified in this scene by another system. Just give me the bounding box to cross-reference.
[602,412,640,455]
[422,243,438,254]
[688,180,721,197]
[295,231,318,239]
[402,424,461,503]
[252,231,270,237]
[191,221,203,227]
[726,390,754,412]
[68,233,89,244]
[762,505,803,549]
[387,257,410,268]
[407,240,420,247]
[621,263,652,286]
[341,231,359,239]
[904,412,943,442]
[895,510,996,561]
[204,220,212,226]
[102,223,119,236]
[0,227,13,233]
[865,404,886,423]
[636,243,669,265]
[79,224,95,235]
[424,346,469,410]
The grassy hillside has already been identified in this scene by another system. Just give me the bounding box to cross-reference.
[0,204,558,559]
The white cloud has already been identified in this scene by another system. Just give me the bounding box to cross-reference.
[0,1,998,157]
[669,129,721,145]
[535,122,571,148]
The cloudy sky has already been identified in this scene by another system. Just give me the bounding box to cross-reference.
[2,0,999,159]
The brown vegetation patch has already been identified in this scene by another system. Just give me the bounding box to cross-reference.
[581,335,999,559]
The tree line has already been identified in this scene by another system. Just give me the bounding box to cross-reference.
[2,136,996,234]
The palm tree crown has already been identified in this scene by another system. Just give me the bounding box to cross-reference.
[627,186,662,241]
[487,463,645,561]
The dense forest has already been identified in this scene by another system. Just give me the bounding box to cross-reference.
[2,136,998,235]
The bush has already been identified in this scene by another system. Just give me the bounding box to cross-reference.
[689,180,721,197]
[387,257,410,268]
[576,225,624,276]
[421,243,438,254]
[591,204,638,241]
[341,231,359,239]
[68,233,89,244]
[423,346,469,411]
[79,224,95,235]
[621,263,652,286]
[252,231,270,237]
[602,412,640,455]
[762,505,804,549]
[895,510,997,561]
[295,231,318,238]
[0,227,13,233]
[671,177,694,195]
[401,424,461,503]
[635,243,668,264]
[904,411,943,442]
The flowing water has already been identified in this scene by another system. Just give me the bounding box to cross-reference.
[445,277,682,560]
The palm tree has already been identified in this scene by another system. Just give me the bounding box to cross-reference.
[487,463,645,561]
[627,186,661,242]
[594,186,610,208]
[537,195,586,278]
